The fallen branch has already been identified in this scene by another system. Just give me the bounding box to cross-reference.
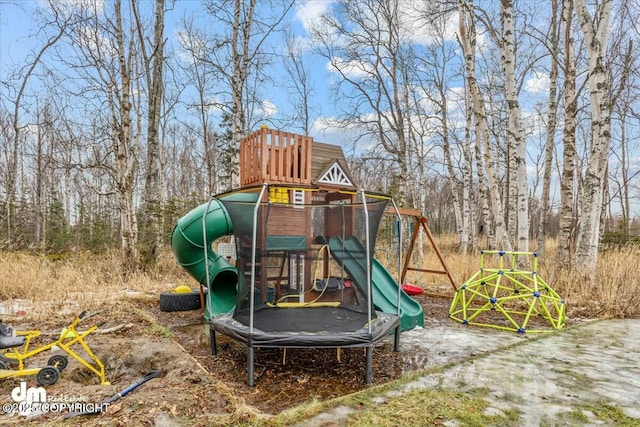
[94,323,134,334]
[82,309,106,320]
[173,339,211,376]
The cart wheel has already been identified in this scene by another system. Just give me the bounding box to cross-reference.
[47,354,68,372]
[159,290,202,312]
[37,366,59,386]
[0,354,15,366]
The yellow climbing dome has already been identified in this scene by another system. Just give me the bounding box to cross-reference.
[449,250,566,334]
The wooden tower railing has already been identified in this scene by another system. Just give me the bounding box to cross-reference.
[240,128,313,187]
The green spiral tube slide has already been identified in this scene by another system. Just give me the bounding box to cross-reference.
[171,198,238,319]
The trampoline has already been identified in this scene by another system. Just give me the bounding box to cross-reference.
[206,184,403,385]
[212,307,399,347]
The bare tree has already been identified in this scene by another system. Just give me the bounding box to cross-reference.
[282,28,316,135]
[229,0,253,188]
[1,9,68,245]
[500,0,529,252]
[178,18,224,195]
[134,0,166,267]
[311,0,423,208]
[607,1,639,238]
[202,0,294,189]
[462,84,477,251]
[573,0,613,273]
[458,0,511,250]
[49,0,141,270]
[113,0,138,271]
[33,102,55,250]
[558,0,577,265]
[537,0,561,257]
[415,7,473,253]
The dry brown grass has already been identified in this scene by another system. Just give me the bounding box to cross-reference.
[2,236,639,321]
[547,246,640,319]
[0,249,190,321]
[379,234,640,320]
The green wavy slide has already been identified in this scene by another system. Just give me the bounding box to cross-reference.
[171,193,258,320]
[328,236,424,331]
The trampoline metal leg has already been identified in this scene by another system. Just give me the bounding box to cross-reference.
[210,328,217,355]
[365,346,372,384]
[393,325,400,352]
[247,346,255,386]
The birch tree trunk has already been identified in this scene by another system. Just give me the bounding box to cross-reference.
[506,127,517,244]
[573,0,612,274]
[538,0,560,258]
[458,0,511,251]
[462,98,475,252]
[424,17,469,252]
[440,92,466,251]
[35,107,45,251]
[501,0,529,252]
[134,0,166,267]
[558,0,577,265]
[460,83,475,254]
[114,0,138,272]
[609,38,634,237]
[229,0,255,189]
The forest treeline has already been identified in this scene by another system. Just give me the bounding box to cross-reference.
[1,0,639,275]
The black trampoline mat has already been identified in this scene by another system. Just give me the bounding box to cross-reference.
[234,306,373,333]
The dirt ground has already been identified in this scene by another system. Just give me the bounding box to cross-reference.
[0,291,565,426]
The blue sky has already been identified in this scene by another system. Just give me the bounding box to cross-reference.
[0,1,330,125]
[0,1,37,66]
[0,0,560,185]
[0,0,550,142]
[0,2,484,142]
[2,1,639,217]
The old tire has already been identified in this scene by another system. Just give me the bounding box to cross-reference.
[159,290,202,312]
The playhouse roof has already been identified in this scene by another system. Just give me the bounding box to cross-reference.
[311,141,357,188]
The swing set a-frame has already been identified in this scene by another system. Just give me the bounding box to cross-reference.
[396,212,565,334]
[396,211,458,293]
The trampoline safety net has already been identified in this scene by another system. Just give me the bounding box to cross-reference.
[220,186,388,334]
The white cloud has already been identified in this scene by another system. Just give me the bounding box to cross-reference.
[295,0,334,34]
[300,1,458,46]
[310,116,341,137]
[398,3,458,45]
[327,57,373,79]
[175,29,208,66]
[525,73,550,94]
[260,100,277,117]
[446,86,466,103]
[309,116,374,152]
[205,97,224,114]
[77,24,116,58]
[55,0,105,14]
